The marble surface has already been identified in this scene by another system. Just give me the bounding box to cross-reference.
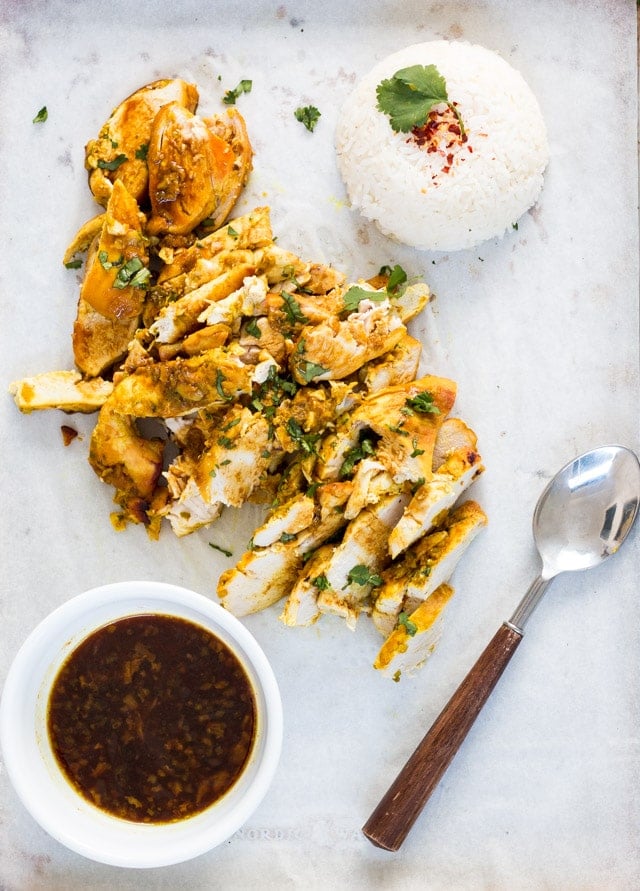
[0,1,638,888]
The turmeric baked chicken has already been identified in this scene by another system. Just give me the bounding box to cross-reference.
[10,77,487,678]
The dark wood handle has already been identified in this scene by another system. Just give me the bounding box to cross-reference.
[362,622,523,851]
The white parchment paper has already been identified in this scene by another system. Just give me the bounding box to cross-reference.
[0,1,638,888]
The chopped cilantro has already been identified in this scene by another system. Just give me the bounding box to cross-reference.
[227,225,239,238]
[64,258,83,269]
[405,391,440,415]
[245,318,261,338]
[97,153,128,171]
[209,542,233,557]
[346,565,383,588]
[223,79,252,105]
[339,437,376,479]
[397,611,418,636]
[298,360,328,383]
[294,105,321,132]
[112,257,149,289]
[215,369,235,402]
[32,106,48,124]
[135,143,149,161]
[281,291,309,325]
[279,532,297,543]
[286,417,321,454]
[313,573,331,591]
[217,435,236,449]
[376,64,465,136]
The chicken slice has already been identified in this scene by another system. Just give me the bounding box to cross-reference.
[157,207,273,287]
[218,541,304,617]
[79,180,149,321]
[218,481,353,616]
[289,298,406,384]
[280,544,334,627]
[10,371,113,413]
[150,265,256,343]
[315,375,456,485]
[315,491,410,629]
[359,333,422,393]
[251,492,316,548]
[163,408,276,536]
[108,347,252,418]
[371,500,488,637]
[73,298,140,378]
[389,420,484,558]
[373,583,455,680]
[63,214,105,267]
[147,104,252,236]
[85,78,199,206]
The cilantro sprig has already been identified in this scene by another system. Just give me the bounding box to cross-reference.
[376,64,465,136]
[223,79,252,105]
[294,105,321,132]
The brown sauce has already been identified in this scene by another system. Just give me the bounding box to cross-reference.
[47,614,256,823]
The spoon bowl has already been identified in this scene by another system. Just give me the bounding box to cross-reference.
[363,445,640,851]
[534,445,640,578]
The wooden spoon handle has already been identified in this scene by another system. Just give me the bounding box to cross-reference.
[362,622,523,851]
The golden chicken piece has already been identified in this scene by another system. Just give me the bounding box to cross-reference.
[289,299,406,384]
[10,370,113,413]
[156,206,273,286]
[218,481,353,616]
[146,103,252,236]
[89,400,165,503]
[85,78,199,206]
[371,500,488,637]
[314,490,409,629]
[373,583,455,680]
[388,419,484,558]
[73,298,140,378]
[88,347,254,516]
[107,347,253,418]
[80,179,149,321]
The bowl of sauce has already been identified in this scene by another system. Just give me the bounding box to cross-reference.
[0,581,283,868]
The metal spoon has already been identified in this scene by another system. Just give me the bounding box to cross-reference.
[363,444,640,852]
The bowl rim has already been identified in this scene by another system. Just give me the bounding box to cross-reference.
[0,580,283,868]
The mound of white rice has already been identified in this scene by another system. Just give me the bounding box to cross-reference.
[335,41,549,252]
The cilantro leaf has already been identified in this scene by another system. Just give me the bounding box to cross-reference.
[386,264,408,294]
[397,611,418,636]
[405,391,440,415]
[281,291,309,325]
[97,153,128,171]
[32,106,48,124]
[112,257,149,290]
[294,105,321,132]
[346,565,383,588]
[298,361,328,383]
[342,285,387,314]
[339,437,376,479]
[223,79,252,105]
[313,573,331,591]
[245,317,261,338]
[215,369,235,402]
[376,64,463,134]
[64,258,83,269]
[135,143,149,161]
[286,418,321,454]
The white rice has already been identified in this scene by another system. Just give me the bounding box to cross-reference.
[335,41,549,252]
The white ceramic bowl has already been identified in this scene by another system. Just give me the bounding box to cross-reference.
[0,581,283,868]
